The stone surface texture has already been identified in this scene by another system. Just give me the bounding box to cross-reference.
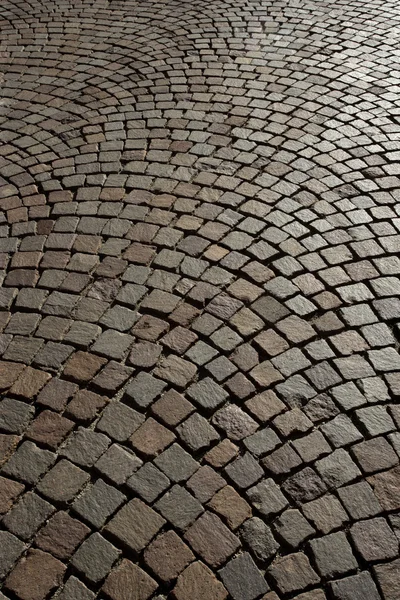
[0,0,400,597]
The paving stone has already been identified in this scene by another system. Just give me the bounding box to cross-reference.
[95,444,142,485]
[321,414,363,447]
[338,480,382,519]
[37,459,90,503]
[130,417,175,458]
[240,516,279,562]
[274,508,315,549]
[306,361,342,391]
[35,510,90,559]
[292,592,326,600]
[66,389,106,424]
[244,427,281,457]
[316,449,361,489]
[330,382,366,411]
[72,478,126,528]
[3,491,54,540]
[92,360,133,392]
[144,531,194,582]
[350,517,399,562]
[373,558,400,600]
[26,410,74,449]
[208,485,251,529]
[219,552,269,600]
[0,398,34,434]
[152,389,194,426]
[184,511,240,568]
[212,404,258,441]
[225,452,264,490]
[356,405,395,436]
[352,436,398,474]
[187,377,228,412]
[0,476,24,514]
[302,493,348,534]
[125,372,167,408]
[245,390,285,422]
[2,440,55,484]
[205,439,239,468]
[154,355,197,388]
[102,559,158,600]
[63,351,107,382]
[263,443,302,475]
[5,549,65,600]
[0,530,26,578]
[105,498,165,553]
[173,561,228,600]
[0,361,25,391]
[97,401,144,442]
[367,471,400,519]
[4,3,400,594]
[127,462,170,502]
[283,467,327,503]
[250,360,284,387]
[155,484,203,530]
[60,427,110,467]
[56,576,96,600]
[268,553,320,595]
[128,341,162,368]
[72,533,121,583]
[186,466,225,504]
[178,413,219,452]
[247,478,288,517]
[329,572,381,600]
[274,407,313,437]
[154,443,199,482]
[309,532,358,579]
[9,366,51,398]
[251,296,290,323]
[292,431,331,463]
[276,375,317,408]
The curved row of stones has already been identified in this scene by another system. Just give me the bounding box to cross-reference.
[1,0,400,598]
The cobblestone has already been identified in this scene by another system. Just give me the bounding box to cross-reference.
[1,0,400,595]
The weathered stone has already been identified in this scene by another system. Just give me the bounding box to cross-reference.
[208,485,251,529]
[105,498,165,553]
[268,553,320,595]
[173,561,228,600]
[35,511,90,559]
[184,512,240,567]
[330,572,381,600]
[219,553,269,600]
[144,531,194,582]
[309,532,358,578]
[5,549,65,600]
[72,533,120,583]
[3,491,54,540]
[37,459,90,503]
[0,530,26,578]
[0,476,24,514]
[155,485,203,530]
[178,413,219,452]
[247,479,288,517]
[240,517,279,562]
[373,559,400,600]
[350,517,399,562]
[102,559,158,600]
[212,404,258,441]
[72,478,126,528]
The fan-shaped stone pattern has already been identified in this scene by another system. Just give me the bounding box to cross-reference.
[1,0,400,597]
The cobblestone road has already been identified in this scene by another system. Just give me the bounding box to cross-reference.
[1,0,400,598]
